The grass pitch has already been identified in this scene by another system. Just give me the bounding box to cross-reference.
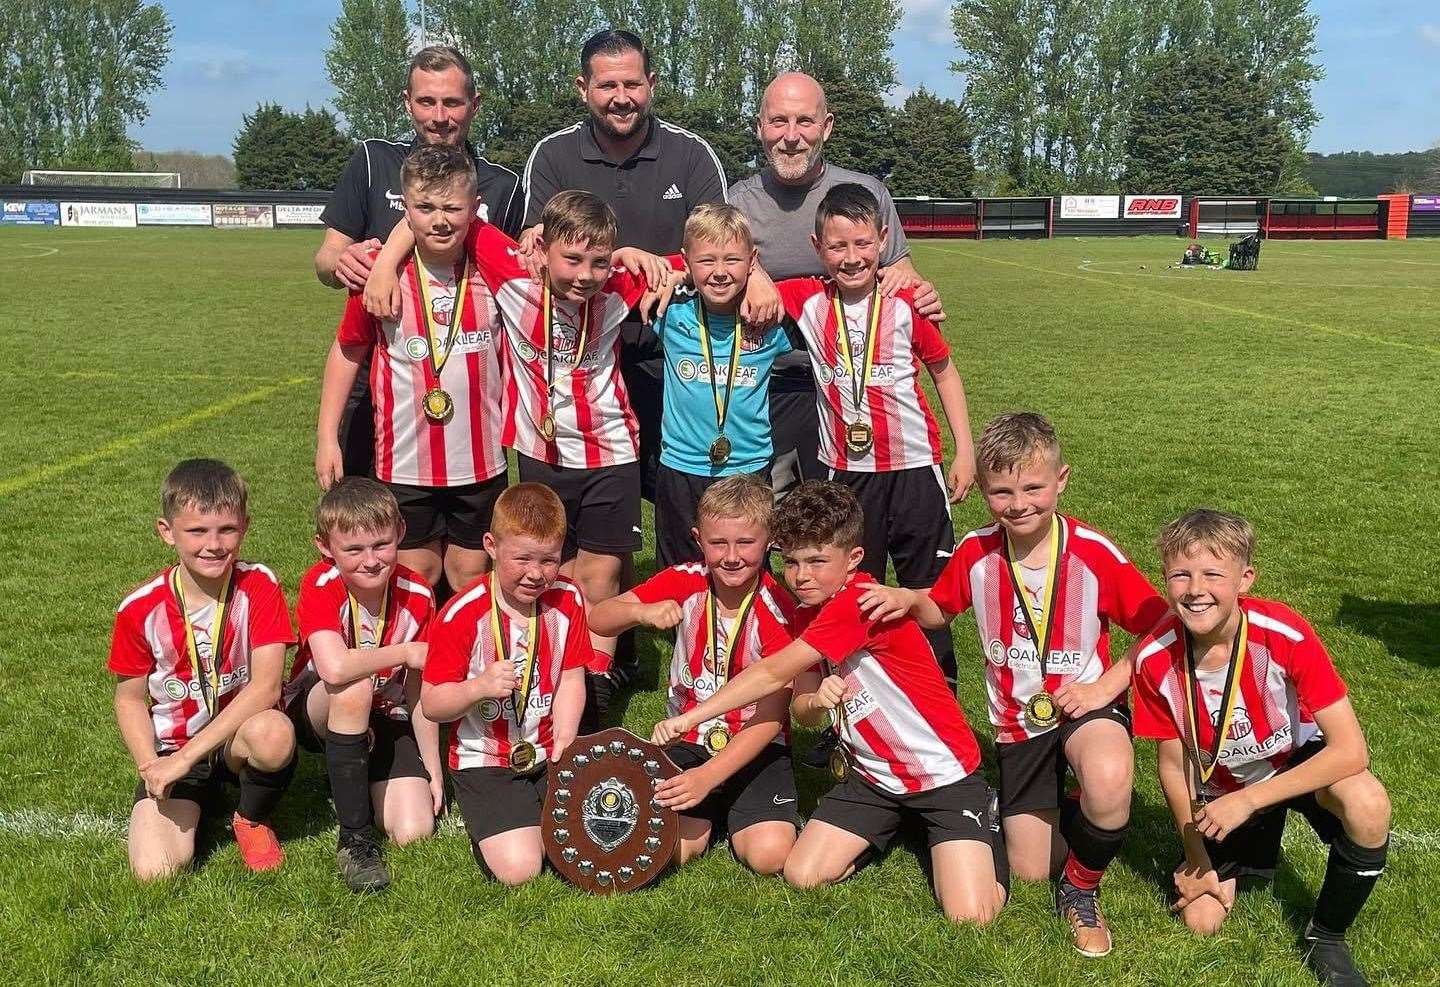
[0,228,1437,985]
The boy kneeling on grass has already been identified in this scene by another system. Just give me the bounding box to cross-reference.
[1134,509,1390,986]
[654,480,1007,923]
[590,474,799,875]
[111,459,296,879]
[420,483,589,884]
[283,477,443,893]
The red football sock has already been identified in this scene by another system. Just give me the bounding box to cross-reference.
[1063,851,1105,891]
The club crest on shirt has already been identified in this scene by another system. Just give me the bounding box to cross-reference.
[550,314,582,356]
[430,291,454,327]
[1211,705,1255,743]
[741,327,766,352]
[1011,604,1033,640]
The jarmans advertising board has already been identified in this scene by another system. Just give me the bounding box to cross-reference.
[60,202,138,227]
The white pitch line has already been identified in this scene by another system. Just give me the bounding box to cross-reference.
[0,807,126,840]
[1075,259,1439,291]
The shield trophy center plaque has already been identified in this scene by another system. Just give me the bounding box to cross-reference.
[541,727,681,894]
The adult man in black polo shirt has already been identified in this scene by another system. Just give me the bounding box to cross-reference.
[520,29,731,508]
[313,45,524,477]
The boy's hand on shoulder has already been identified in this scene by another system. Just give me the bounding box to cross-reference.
[402,642,428,671]
[857,583,916,623]
[813,675,849,711]
[138,754,189,801]
[1054,679,1112,720]
[362,264,402,320]
[335,238,382,291]
[1193,790,1257,842]
[315,441,344,491]
[740,268,781,331]
[638,600,683,631]
[612,247,673,293]
[946,457,976,503]
[478,659,520,698]
[653,767,716,812]
[516,225,545,281]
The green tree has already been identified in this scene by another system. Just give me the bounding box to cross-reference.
[1124,47,1288,195]
[233,104,354,190]
[889,88,975,197]
[0,0,171,182]
[326,0,413,140]
[812,71,896,179]
[485,90,585,173]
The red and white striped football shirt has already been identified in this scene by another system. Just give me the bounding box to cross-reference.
[284,559,434,720]
[1133,597,1347,799]
[335,251,504,487]
[465,223,674,469]
[798,574,982,794]
[423,574,590,771]
[108,562,295,754]
[777,279,949,472]
[631,564,795,747]
[929,515,1167,744]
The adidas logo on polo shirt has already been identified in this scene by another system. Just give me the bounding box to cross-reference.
[662,184,683,200]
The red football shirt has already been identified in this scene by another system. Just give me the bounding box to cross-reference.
[799,574,982,794]
[1132,596,1347,799]
[776,279,948,473]
[929,515,1168,743]
[109,562,295,754]
[335,251,504,487]
[284,559,434,720]
[631,564,795,746]
[423,574,591,770]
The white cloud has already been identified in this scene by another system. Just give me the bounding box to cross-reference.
[899,0,953,44]
[1421,23,1440,47]
[174,43,271,84]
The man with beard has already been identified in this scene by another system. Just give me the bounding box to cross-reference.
[730,72,944,501]
[520,29,737,701]
[314,45,525,479]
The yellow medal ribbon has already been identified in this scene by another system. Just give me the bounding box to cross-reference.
[1183,610,1250,788]
[696,303,744,443]
[832,290,881,424]
[489,573,540,730]
[347,586,390,649]
[171,567,232,717]
[704,578,758,690]
[1003,515,1065,678]
[540,280,590,433]
[412,250,470,382]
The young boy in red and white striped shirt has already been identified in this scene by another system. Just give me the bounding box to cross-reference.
[590,475,799,875]
[282,478,442,893]
[775,183,974,687]
[316,143,507,598]
[1134,509,1390,986]
[367,187,677,692]
[861,412,1167,958]
[110,459,296,879]
[420,483,590,885]
[654,481,1008,924]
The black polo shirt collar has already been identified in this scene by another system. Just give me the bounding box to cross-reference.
[577,117,661,165]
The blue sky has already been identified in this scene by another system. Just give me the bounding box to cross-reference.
[136,0,1440,157]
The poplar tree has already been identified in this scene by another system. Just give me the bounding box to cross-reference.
[325,0,413,140]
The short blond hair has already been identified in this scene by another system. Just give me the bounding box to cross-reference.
[540,190,619,253]
[490,483,567,544]
[316,477,403,540]
[976,411,1063,474]
[696,474,772,531]
[684,203,754,253]
[1157,509,1256,567]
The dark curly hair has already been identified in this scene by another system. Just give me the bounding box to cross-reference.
[771,480,864,552]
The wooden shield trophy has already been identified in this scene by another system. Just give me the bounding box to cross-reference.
[541,727,680,894]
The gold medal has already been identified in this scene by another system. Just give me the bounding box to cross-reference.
[708,434,732,466]
[539,412,557,442]
[1025,691,1059,728]
[845,420,874,455]
[703,723,731,754]
[834,291,881,458]
[828,745,849,782]
[411,250,468,426]
[422,386,453,423]
[509,740,538,773]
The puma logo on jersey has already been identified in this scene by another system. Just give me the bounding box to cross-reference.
[662,184,683,200]
[961,809,984,828]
